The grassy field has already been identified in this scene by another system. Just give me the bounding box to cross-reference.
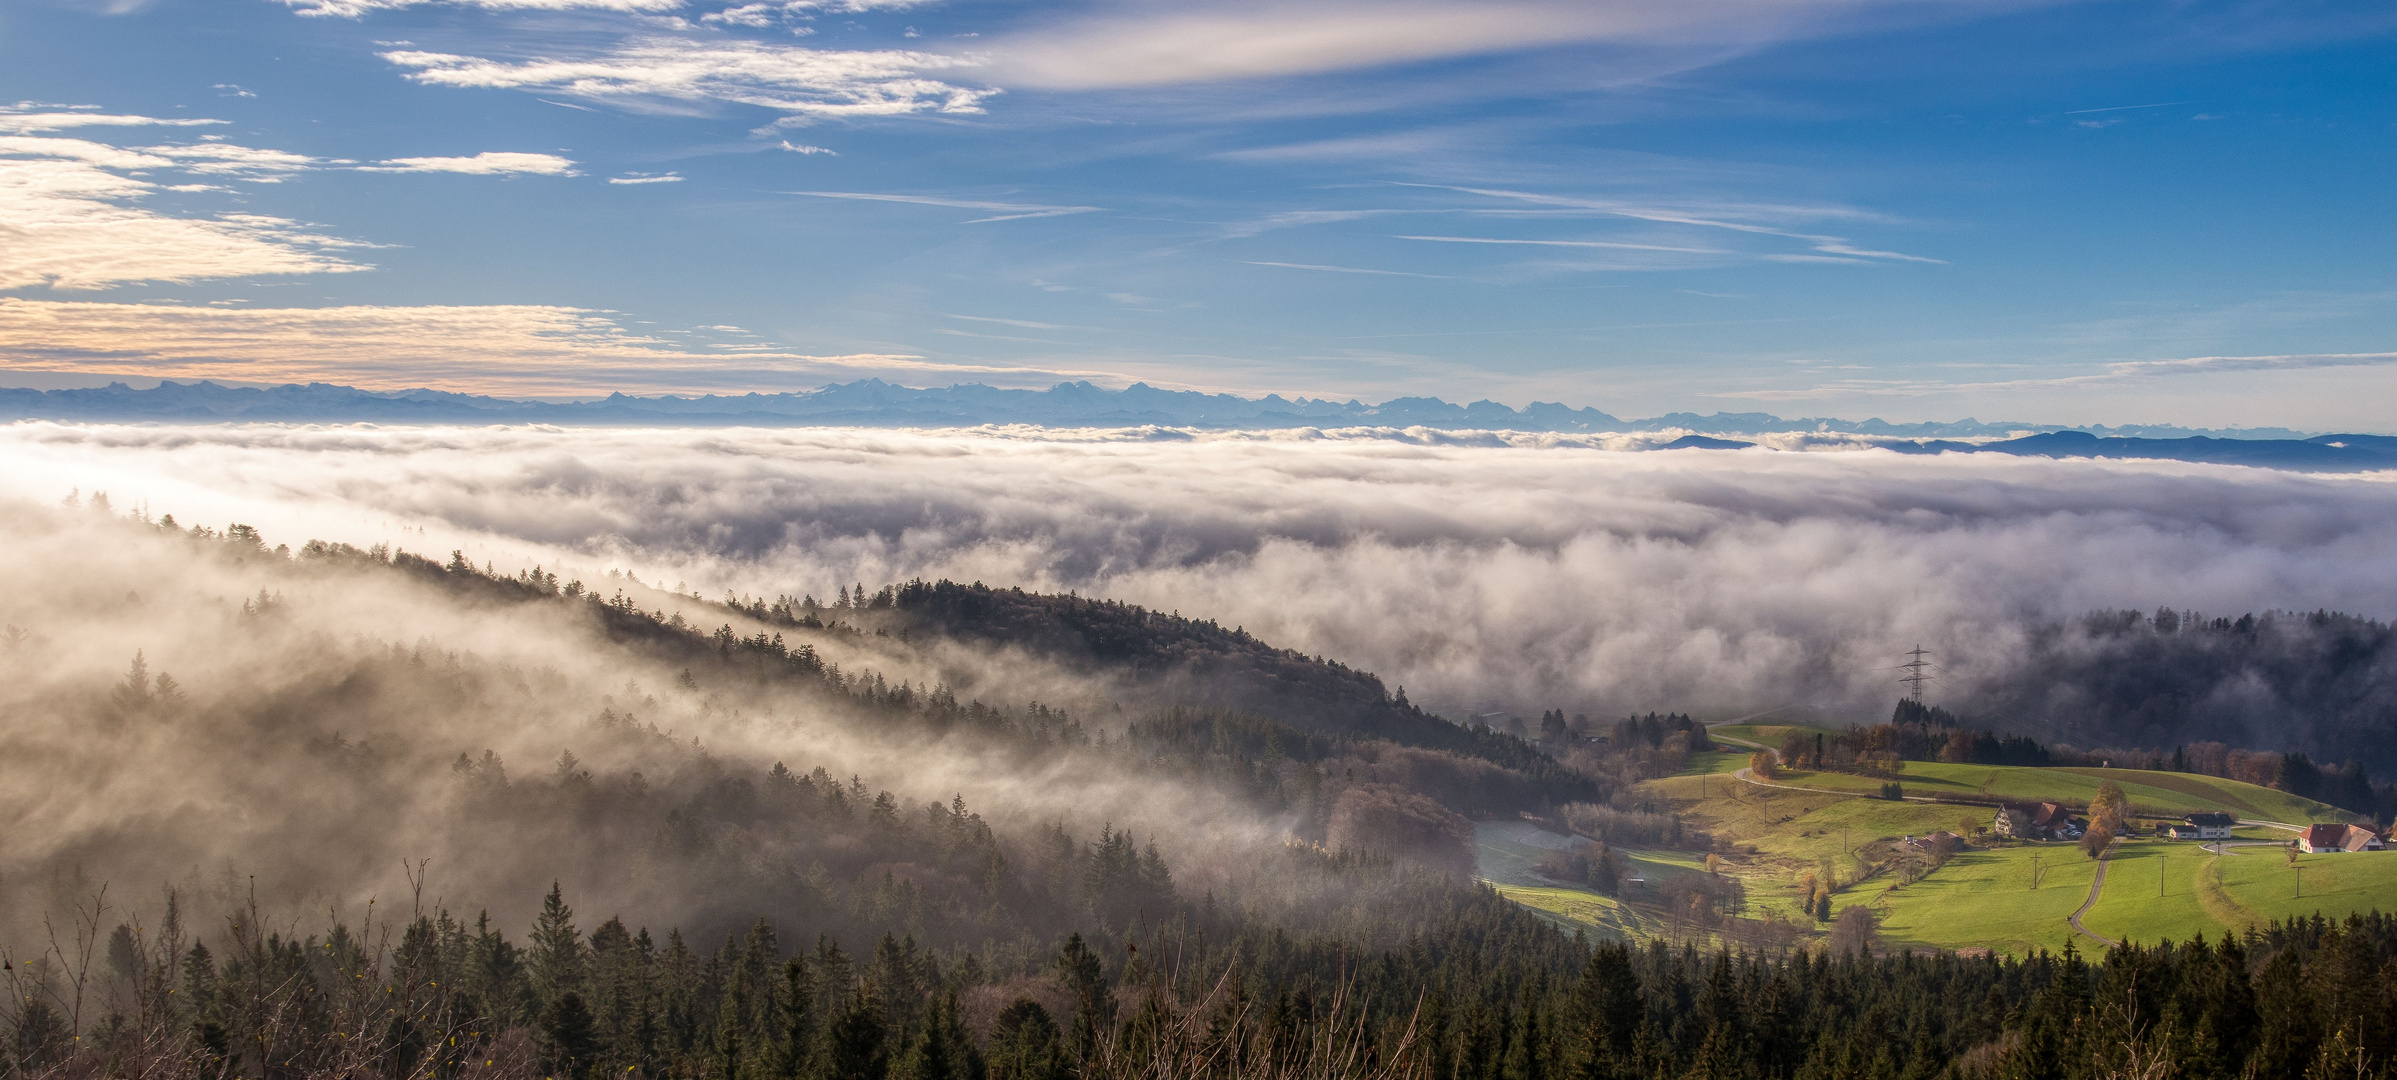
[2078,841,2222,945]
[1473,821,1678,941]
[2079,841,2397,945]
[1489,883,1665,940]
[1865,846,2100,955]
[1680,749,1753,776]
[1751,761,2354,824]
[1484,751,2382,956]
[1708,723,1837,749]
[2211,847,2397,926]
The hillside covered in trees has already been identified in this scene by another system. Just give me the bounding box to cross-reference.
[1950,608,2397,811]
[6,500,2397,1079]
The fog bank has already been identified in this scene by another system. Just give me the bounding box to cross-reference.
[10,422,2395,720]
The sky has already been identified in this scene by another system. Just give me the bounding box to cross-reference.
[1,0,2393,428]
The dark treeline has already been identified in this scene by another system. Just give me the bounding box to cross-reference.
[877,580,1597,804]
[1965,607,2397,795]
[13,881,2396,1080]
[1774,699,2393,823]
[630,573,1599,816]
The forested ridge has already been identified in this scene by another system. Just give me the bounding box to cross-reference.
[1967,608,2397,784]
[8,505,2397,1078]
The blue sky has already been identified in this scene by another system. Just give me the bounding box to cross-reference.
[1,0,2393,427]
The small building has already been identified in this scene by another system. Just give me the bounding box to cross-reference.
[2299,823,2386,853]
[1994,804,2083,841]
[2165,813,2235,841]
[2028,802,2085,840]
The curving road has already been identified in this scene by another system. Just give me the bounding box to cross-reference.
[2069,838,2121,948]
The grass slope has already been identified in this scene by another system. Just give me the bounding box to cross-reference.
[1866,846,2099,955]
[1575,758,2387,956]
[2080,841,2397,945]
[1752,761,2356,824]
[1472,823,1700,942]
[1708,723,1838,749]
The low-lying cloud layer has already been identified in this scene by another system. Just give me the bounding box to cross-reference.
[11,423,2393,721]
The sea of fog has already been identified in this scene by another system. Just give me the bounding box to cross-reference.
[9,422,2396,720]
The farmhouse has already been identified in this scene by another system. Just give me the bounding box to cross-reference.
[2029,802,2084,840]
[2164,813,2236,840]
[1993,803,2085,841]
[2299,823,2386,853]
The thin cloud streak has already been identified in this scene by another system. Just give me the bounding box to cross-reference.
[357,151,581,175]
[0,111,229,135]
[983,0,2042,89]
[785,190,1104,222]
[0,299,1133,395]
[1419,183,1945,264]
[1397,234,1724,254]
[1244,260,1450,278]
[1723,351,2397,400]
[382,38,996,119]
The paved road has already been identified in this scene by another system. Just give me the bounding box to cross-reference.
[2069,839,2121,948]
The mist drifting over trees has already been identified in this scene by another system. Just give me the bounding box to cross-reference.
[7,425,2397,1079]
[10,422,2397,729]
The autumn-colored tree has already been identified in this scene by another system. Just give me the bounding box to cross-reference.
[2089,780,2129,835]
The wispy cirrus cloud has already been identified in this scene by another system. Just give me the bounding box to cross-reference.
[785,190,1102,222]
[1412,183,1944,265]
[0,299,1133,395]
[0,111,229,135]
[1397,234,1723,254]
[1244,260,1450,278]
[1722,351,2397,401]
[358,151,580,175]
[0,123,371,290]
[702,0,931,28]
[382,38,996,119]
[0,114,595,290]
[982,0,2033,89]
[281,0,682,17]
[0,159,371,290]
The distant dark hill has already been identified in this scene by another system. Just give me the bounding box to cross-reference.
[4,376,2348,442]
[1899,430,2397,471]
[1656,434,1756,450]
[876,579,1594,798]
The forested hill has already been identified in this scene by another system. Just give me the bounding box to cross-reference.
[871,580,1586,792]
[1964,607,2397,782]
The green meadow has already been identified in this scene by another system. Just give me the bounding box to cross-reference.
[1746,760,2353,825]
[1484,750,2387,956]
[1864,845,2100,955]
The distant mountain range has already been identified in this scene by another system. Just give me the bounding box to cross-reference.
[5,378,2391,470]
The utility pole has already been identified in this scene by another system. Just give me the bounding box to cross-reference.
[1900,645,1936,701]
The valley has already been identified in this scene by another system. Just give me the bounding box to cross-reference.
[1477,719,2391,954]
